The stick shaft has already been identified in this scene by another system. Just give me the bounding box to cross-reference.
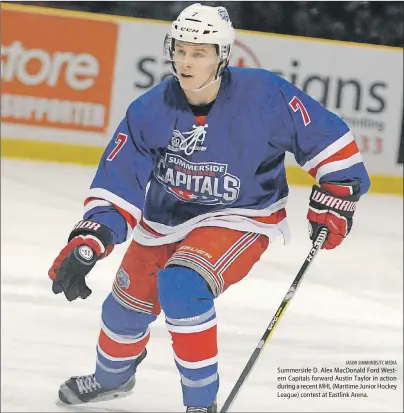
[220,228,328,412]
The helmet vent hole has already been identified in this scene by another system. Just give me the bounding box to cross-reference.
[203,30,210,34]
[185,18,202,23]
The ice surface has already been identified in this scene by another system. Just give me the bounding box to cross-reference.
[1,159,403,412]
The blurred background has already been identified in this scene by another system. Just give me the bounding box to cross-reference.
[9,1,404,47]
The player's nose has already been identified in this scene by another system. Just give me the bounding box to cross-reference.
[180,54,194,66]
[179,62,192,73]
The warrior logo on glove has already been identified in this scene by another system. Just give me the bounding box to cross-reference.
[307,182,361,250]
[78,245,94,261]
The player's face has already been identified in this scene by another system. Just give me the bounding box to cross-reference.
[173,42,219,90]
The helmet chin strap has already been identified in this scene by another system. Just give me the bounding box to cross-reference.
[171,63,222,93]
[187,75,220,92]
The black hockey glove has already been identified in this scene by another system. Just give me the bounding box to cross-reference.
[48,220,114,301]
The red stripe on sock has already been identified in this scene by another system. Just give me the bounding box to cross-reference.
[170,325,218,362]
[98,330,149,358]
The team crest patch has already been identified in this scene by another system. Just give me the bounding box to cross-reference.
[117,268,130,289]
[167,126,208,154]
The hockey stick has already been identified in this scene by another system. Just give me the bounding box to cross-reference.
[220,227,329,412]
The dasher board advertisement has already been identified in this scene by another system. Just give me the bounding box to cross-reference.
[1,5,118,149]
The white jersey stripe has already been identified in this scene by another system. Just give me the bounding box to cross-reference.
[315,152,363,181]
[302,131,355,171]
[88,188,142,222]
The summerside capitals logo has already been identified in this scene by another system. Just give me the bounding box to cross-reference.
[154,154,241,205]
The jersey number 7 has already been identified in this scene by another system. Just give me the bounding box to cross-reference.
[289,96,311,126]
[107,133,128,161]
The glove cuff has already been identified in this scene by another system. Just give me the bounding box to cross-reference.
[321,181,361,197]
[68,220,114,253]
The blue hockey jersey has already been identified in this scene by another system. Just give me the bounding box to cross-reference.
[83,67,370,246]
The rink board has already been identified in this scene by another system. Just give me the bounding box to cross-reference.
[1,3,403,195]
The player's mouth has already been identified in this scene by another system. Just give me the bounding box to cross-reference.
[181,73,193,79]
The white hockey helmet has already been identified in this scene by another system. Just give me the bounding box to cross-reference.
[164,3,236,80]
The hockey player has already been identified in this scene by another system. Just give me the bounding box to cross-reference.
[48,3,370,412]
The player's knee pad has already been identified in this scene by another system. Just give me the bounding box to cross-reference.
[102,292,157,335]
[157,266,214,319]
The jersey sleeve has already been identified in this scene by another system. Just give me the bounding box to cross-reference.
[83,100,155,244]
[272,74,371,196]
